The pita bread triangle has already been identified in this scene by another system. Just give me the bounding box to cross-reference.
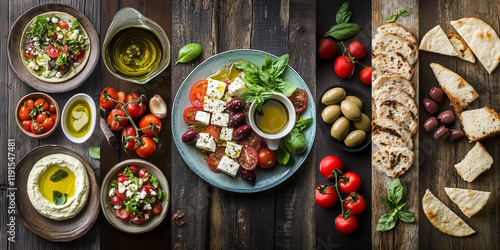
[445,187,490,218]
[420,25,458,56]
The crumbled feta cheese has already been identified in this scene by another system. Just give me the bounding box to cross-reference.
[145,214,150,220]
[138,178,143,186]
[195,111,211,125]
[55,72,62,78]
[211,112,229,127]
[128,183,138,192]
[135,197,139,201]
[114,205,122,210]
[123,180,129,186]
[46,17,50,21]
[150,190,157,196]
[206,79,226,99]
[33,41,40,48]
[69,29,79,40]
[220,127,234,141]
[57,34,63,40]
[125,190,133,198]
[225,141,243,159]
[118,183,126,194]
[41,70,50,77]
[29,61,39,71]
[228,77,247,96]
[56,27,61,31]
[139,190,148,199]
[222,91,233,102]
[216,156,240,177]
[196,133,216,152]
[32,37,38,41]
[239,71,246,79]
[51,17,59,23]
[143,203,152,210]
[109,188,116,197]
[203,98,226,113]
[68,22,72,28]
[73,62,80,67]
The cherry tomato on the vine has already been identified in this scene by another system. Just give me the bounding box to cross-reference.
[317,38,338,60]
[343,193,367,215]
[125,93,146,118]
[335,214,359,235]
[135,137,156,158]
[334,56,354,79]
[107,108,128,131]
[339,172,362,194]
[139,114,162,136]
[319,155,343,179]
[347,41,367,60]
[360,66,372,85]
[100,87,117,110]
[315,185,338,208]
[122,126,138,151]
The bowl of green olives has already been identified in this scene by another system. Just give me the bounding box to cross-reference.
[316,85,371,152]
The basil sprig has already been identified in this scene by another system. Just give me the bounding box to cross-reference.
[376,178,415,231]
[53,191,68,205]
[50,169,68,182]
[89,147,100,160]
[176,43,202,64]
[324,2,361,40]
[385,10,411,23]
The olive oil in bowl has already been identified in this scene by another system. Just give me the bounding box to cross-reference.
[255,99,289,134]
[65,99,92,138]
[105,27,162,81]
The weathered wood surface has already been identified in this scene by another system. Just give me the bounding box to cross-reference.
[171,0,316,249]
[99,0,172,249]
[371,1,420,250]
[1,0,101,249]
[418,0,500,249]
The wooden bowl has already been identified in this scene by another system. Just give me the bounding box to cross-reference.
[15,92,60,139]
[15,145,100,242]
[100,159,170,234]
[7,3,99,93]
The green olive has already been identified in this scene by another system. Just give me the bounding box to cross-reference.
[345,96,363,110]
[331,117,350,141]
[341,100,362,121]
[322,87,346,105]
[321,105,341,124]
[352,113,371,132]
[344,130,366,148]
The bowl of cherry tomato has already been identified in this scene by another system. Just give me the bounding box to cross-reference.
[15,92,60,139]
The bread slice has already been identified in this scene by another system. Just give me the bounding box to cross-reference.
[459,107,500,142]
[377,23,418,47]
[419,25,459,56]
[373,76,415,98]
[422,189,475,237]
[372,118,413,150]
[373,33,419,65]
[454,142,493,182]
[374,86,418,134]
[429,63,478,112]
[373,52,413,84]
[445,187,491,218]
[447,34,475,63]
[372,147,414,177]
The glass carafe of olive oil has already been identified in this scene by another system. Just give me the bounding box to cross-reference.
[103,8,170,84]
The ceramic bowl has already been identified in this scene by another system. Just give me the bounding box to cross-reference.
[61,93,97,143]
[15,92,60,139]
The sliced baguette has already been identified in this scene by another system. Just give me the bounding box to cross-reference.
[372,147,414,177]
[372,118,413,150]
[454,142,493,182]
[372,76,415,98]
[459,107,500,142]
[419,25,459,56]
[377,23,418,47]
[373,33,419,65]
[447,34,475,63]
[445,187,491,218]
[429,63,478,112]
[374,85,418,134]
[373,52,413,84]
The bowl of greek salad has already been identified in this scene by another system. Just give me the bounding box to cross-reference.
[172,49,316,193]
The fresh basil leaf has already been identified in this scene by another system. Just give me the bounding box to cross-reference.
[258,70,275,89]
[89,147,100,160]
[336,2,352,24]
[276,141,291,165]
[176,43,202,64]
[262,57,273,71]
[150,175,159,189]
[397,210,415,223]
[269,54,289,78]
[380,197,394,209]
[50,170,68,182]
[295,118,313,131]
[234,61,260,84]
[387,178,403,205]
[53,191,67,205]
[398,10,410,17]
[395,203,406,211]
[324,23,361,40]
[385,14,398,23]
[376,213,397,231]
[275,79,297,97]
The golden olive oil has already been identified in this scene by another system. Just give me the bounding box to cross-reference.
[105,27,162,80]
[38,165,76,204]
[207,61,244,82]
[255,99,289,134]
[66,100,91,138]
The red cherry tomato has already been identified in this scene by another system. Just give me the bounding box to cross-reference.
[238,132,261,151]
[100,87,118,110]
[125,93,146,118]
[129,166,138,172]
[319,155,343,179]
[19,105,31,120]
[135,137,156,158]
[36,113,48,123]
[138,168,147,178]
[31,121,42,134]
[335,214,359,235]
[343,193,367,215]
[22,120,33,132]
[334,56,354,79]
[107,108,128,131]
[189,88,206,108]
[40,117,54,132]
[139,114,162,136]
[258,148,276,169]
[207,156,221,172]
[116,189,129,200]
[360,67,372,85]
[205,125,221,141]
[317,38,338,60]
[315,185,338,208]
[239,146,258,170]
[115,208,131,220]
[140,185,151,195]
[347,41,367,60]
[35,98,49,111]
[339,172,362,194]
[26,99,36,109]
[288,88,309,115]
[152,203,163,215]
[57,21,69,29]
[111,195,123,206]
[114,91,126,109]
[122,126,138,151]
[49,104,56,114]
[117,176,128,183]
[23,49,34,59]
[183,107,203,125]
[45,44,60,58]
[131,214,146,224]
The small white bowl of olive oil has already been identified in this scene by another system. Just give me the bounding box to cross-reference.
[61,93,97,144]
[248,93,296,150]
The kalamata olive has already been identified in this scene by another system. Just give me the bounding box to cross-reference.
[229,112,246,128]
[233,124,252,140]
[424,117,439,133]
[434,126,450,139]
[437,110,455,125]
[240,169,256,184]
[340,100,362,121]
[182,128,199,144]
[322,87,346,105]
[423,98,438,114]
[226,97,245,113]
[430,87,444,103]
[448,129,464,141]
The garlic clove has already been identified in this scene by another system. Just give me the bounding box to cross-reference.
[149,94,167,119]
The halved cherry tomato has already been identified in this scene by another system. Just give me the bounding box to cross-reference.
[22,120,33,132]
[131,214,146,224]
[107,108,128,131]
[40,117,54,132]
[122,126,138,151]
[191,80,208,92]
[45,44,60,59]
[35,98,49,111]
[129,166,138,172]
[36,113,48,123]
[183,107,203,125]
[343,193,366,215]
[258,148,276,169]
[205,125,220,140]
[61,44,69,56]
[288,89,308,114]
[335,214,358,235]
[189,88,206,108]
[57,21,69,29]
[239,146,258,170]
[238,132,261,151]
[50,33,58,42]
[135,137,156,158]
[100,87,118,110]
[23,49,34,59]
[111,195,123,206]
[115,91,126,109]
[125,93,146,118]
[207,156,220,172]
[116,189,130,200]
[152,203,163,215]
[139,114,162,136]
[116,208,131,220]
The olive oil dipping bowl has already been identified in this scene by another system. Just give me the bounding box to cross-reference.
[248,93,296,150]
[61,93,97,144]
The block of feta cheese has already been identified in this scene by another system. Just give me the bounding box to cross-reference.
[206,79,226,99]
[195,111,211,125]
[196,133,216,152]
[220,127,234,141]
[225,141,243,159]
[228,77,247,96]
[211,112,229,127]
[217,156,240,177]
[204,98,226,113]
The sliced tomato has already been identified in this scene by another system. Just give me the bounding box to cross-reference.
[189,88,206,108]
[50,33,58,42]
[131,214,146,224]
[238,132,261,151]
[70,47,85,63]
[57,21,69,29]
[288,88,308,115]
[45,44,60,59]
[207,156,220,172]
[238,146,258,170]
[205,125,220,140]
[183,107,203,125]
[116,208,131,221]
[23,49,34,59]
[191,80,208,92]
[152,203,163,215]
[116,189,130,200]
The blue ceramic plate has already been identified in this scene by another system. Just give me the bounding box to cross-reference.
[172,49,316,193]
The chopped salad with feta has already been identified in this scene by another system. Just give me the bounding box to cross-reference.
[109,166,168,224]
[21,14,89,79]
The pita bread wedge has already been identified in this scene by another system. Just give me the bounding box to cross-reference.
[372,77,415,98]
[422,190,475,237]
[447,34,476,63]
[377,23,418,47]
[445,187,490,218]
[454,142,493,182]
[450,18,500,74]
[419,25,458,56]
[373,33,418,65]
[372,147,414,177]
[373,52,413,84]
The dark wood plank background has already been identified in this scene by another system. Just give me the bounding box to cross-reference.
[316,1,373,249]
[1,0,101,249]
[418,0,500,249]
[170,0,316,249]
